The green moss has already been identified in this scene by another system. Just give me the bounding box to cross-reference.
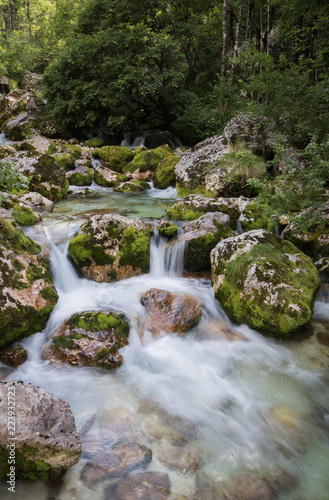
[2,115,34,141]
[54,154,76,171]
[0,446,59,481]
[85,137,104,147]
[12,258,25,271]
[99,146,134,172]
[124,149,165,174]
[241,203,275,232]
[91,246,115,266]
[68,234,92,267]
[114,180,150,193]
[12,204,37,226]
[158,221,179,238]
[154,156,179,189]
[60,144,82,159]
[66,312,129,339]
[67,169,93,186]
[44,142,57,155]
[19,142,36,152]
[96,347,110,359]
[40,286,59,306]
[53,335,73,349]
[0,219,40,255]
[176,184,216,198]
[22,445,38,456]
[166,204,205,221]
[118,226,150,271]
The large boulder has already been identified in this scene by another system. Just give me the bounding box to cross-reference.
[99,145,134,172]
[123,146,174,180]
[2,112,35,141]
[153,155,179,189]
[210,229,321,337]
[167,194,250,224]
[0,219,58,347]
[42,311,130,370]
[7,151,69,201]
[174,114,275,197]
[68,214,152,282]
[0,381,81,481]
[179,212,232,271]
[140,288,203,333]
[94,163,126,187]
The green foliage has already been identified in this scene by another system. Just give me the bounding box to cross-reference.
[0,160,29,203]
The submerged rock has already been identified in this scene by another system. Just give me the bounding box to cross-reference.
[68,214,152,282]
[180,212,232,271]
[210,229,321,338]
[0,346,28,367]
[0,381,81,481]
[0,218,58,347]
[140,288,203,333]
[113,179,150,192]
[197,320,246,341]
[42,311,130,370]
[107,471,171,500]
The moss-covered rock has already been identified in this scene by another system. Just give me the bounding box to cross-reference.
[12,203,38,226]
[66,165,93,186]
[154,156,179,189]
[123,148,169,176]
[240,202,276,232]
[0,381,81,481]
[54,153,76,170]
[68,214,152,282]
[85,137,104,147]
[113,179,150,193]
[0,218,58,347]
[59,143,82,159]
[94,164,126,187]
[99,146,134,172]
[42,311,130,370]
[210,229,321,338]
[2,112,34,141]
[180,212,232,272]
[158,221,179,238]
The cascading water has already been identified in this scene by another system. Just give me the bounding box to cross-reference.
[1,195,329,500]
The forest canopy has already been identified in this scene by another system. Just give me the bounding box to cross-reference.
[1,0,329,145]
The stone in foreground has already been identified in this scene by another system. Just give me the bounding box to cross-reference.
[0,381,81,481]
[210,229,321,338]
[141,288,203,333]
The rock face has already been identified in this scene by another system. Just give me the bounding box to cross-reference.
[180,212,232,271]
[0,219,58,347]
[210,229,321,338]
[42,311,130,370]
[140,288,203,333]
[167,194,250,223]
[0,381,81,481]
[0,346,28,367]
[68,214,152,282]
[174,113,274,197]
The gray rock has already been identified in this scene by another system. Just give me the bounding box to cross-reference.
[0,381,81,481]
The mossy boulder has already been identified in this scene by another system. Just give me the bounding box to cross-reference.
[180,212,232,272]
[54,153,76,170]
[99,146,134,172]
[113,179,150,193]
[66,164,93,186]
[85,137,104,147]
[59,143,82,159]
[68,214,152,282]
[240,202,276,232]
[42,311,130,370]
[0,381,81,481]
[158,221,179,238]
[2,112,35,141]
[0,218,58,347]
[12,203,38,226]
[210,229,321,338]
[167,194,250,223]
[153,156,179,189]
[123,147,173,177]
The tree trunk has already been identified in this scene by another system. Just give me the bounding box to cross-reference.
[220,0,228,77]
[266,0,270,54]
[230,0,244,78]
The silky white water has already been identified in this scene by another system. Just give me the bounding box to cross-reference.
[1,193,329,499]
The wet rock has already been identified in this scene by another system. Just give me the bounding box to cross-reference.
[167,194,250,223]
[155,446,200,473]
[114,179,150,192]
[197,320,246,341]
[317,331,329,346]
[180,212,232,271]
[107,471,171,500]
[221,473,274,500]
[0,346,28,367]
[140,288,203,333]
[0,218,58,347]
[68,214,152,282]
[153,155,179,189]
[18,191,54,212]
[94,163,126,187]
[42,311,130,370]
[158,221,179,238]
[210,229,321,338]
[81,443,152,484]
[143,420,187,446]
[12,203,38,226]
[99,145,134,172]
[0,381,81,481]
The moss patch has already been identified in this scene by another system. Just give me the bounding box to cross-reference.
[158,221,179,238]
[67,169,93,186]
[118,226,150,271]
[154,156,179,189]
[12,204,37,226]
[54,154,76,171]
[0,219,40,255]
[99,146,134,172]
[0,446,59,481]
[85,137,104,147]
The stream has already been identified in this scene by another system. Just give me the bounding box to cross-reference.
[1,182,329,499]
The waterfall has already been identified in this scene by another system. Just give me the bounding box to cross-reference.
[164,238,186,277]
[236,220,244,235]
[121,130,183,149]
[0,131,6,146]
